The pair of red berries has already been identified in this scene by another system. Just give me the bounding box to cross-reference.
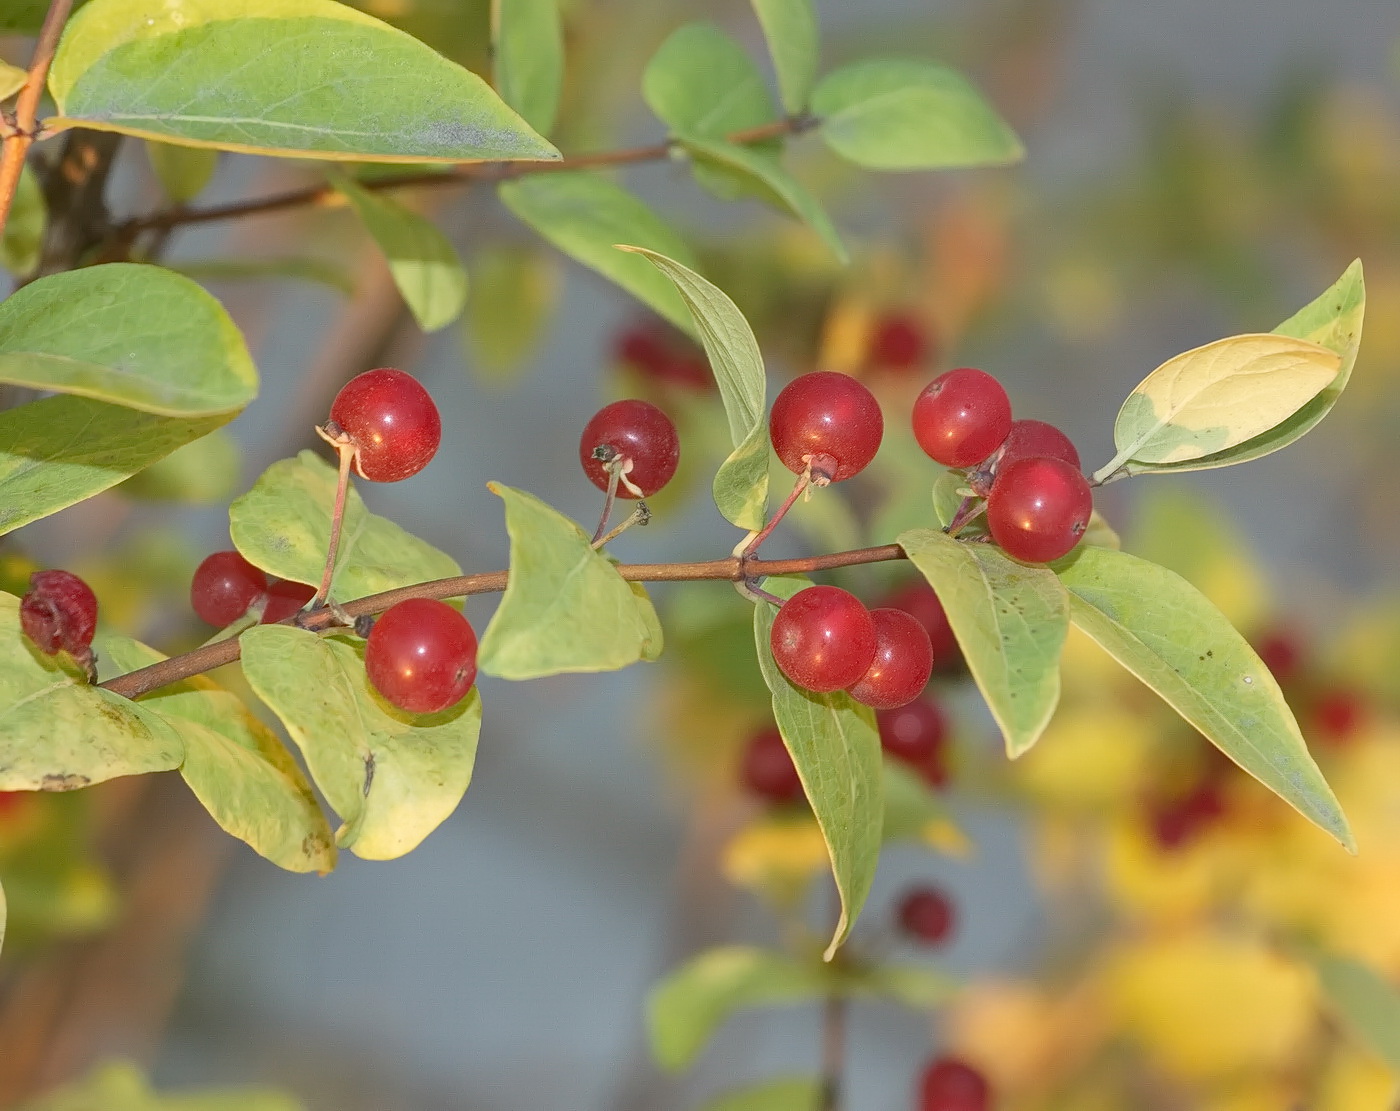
[190,552,316,627]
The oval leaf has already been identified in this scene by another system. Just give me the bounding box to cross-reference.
[229,450,461,601]
[464,245,559,380]
[898,528,1067,757]
[882,758,966,854]
[0,264,258,416]
[47,0,560,163]
[754,577,882,959]
[477,484,662,678]
[118,428,241,504]
[1309,951,1400,1068]
[492,0,564,137]
[241,624,481,860]
[642,23,774,137]
[146,140,219,203]
[811,59,1023,171]
[751,0,820,114]
[499,172,699,332]
[1,163,46,278]
[1054,545,1353,850]
[0,60,26,101]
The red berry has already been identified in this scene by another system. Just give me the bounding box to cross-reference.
[769,586,877,693]
[364,598,478,715]
[578,399,681,498]
[912,368,1012,469]
[740,725,804,804]
[769,371,884,483]
[993,418,1080,474]
[614,324,712,391]
[615,326,671,375]
[882,580,959,669]
[1255,629,1303,687]
[191,551,268,627]
[1149,782,1225,851]
[20,570,98,656]
[920,1057,991,1111]
[329,368,442,483]
[986,457,1093,564]
[848,608,934,710]
[898,886,956,945]
[869,311,930,371]
[878,697,948,766]
[1313,687,1366,746]
[260,579,316,624]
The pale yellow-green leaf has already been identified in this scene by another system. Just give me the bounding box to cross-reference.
[0,60,26,101]
[492,0,564,137]
[146,140,219,203]
[700,1077,820,1111]
[751,0,819,114]
[463,245,559,380]
[13,1061,307,1111]
[0,164,46,277]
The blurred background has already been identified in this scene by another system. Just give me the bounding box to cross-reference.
[2,0,1399,1108]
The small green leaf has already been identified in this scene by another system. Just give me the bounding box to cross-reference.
[229,450,461,601]
[701,1077,821,1111]
[751,0,819,114]
[0,264,258,416]
[754,577,882,959]
[463,245,559,380]
[499,172,700,332]
[648,946,831,1071]
[882,758,961,849]
[931,468,965,529]
[1309,951,1400,1068]
[47,0,559,163]
[843,962,956,1010]
[620,247,769,531]
[492,0,563,137]
[642,23,773,138]
[336,177,468,332]
[1,163,46,277]
[811,59,1023,171]
[478,483,662,678]
[118,429,241,504]
[1055,545,1353,850]
[899,528,1067,757]
[0,61,26,101]
[146,140,219,203]
[241,624,481,860]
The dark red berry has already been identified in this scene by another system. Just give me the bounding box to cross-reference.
[898,886,956,945]
[614,324,712,391]
[869,311,930,371]
[848,608,934,710]
[740,725,804,804]
[993,419,1080,474]
[260,580,316,624]
[1313,687,1366,746]
[20,570,98,656]
[769,371,884,483]
[615,326,670,375]
[1255,629,1303,686]
[882,580,959,669]
[1149,782,1225,851]
[769,586,877,692]
[578,399,681,498]
[912,368,1012,469]
[920,1057,991,1111]
[329,368,442,483]
[986,456,1093,563]
[878,697,948,767]
[364,598,478,715]
[191,551,268,627]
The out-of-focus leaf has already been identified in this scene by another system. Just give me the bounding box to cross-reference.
[168,256,356,295]
[1310,951,1400,1068]
[146,140,219,203]
[701,1077,820,1111]
[0,164,46,277]
[118,429,241,504]
[642,23,772,138]
[463,245,559,380]
[751,0,819,113]
[492,0,563,136]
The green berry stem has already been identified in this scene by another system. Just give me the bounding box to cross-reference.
[591,502,651,550]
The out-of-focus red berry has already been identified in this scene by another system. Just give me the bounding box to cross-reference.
[869,312,930,371]
[1313,687,1366,746]
[882,579,959,670]
[1255,628,1304,687]
[1149,781,1225,851]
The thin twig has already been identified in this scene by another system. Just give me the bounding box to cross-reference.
[818,993,848,1111]
[0,0,73,238]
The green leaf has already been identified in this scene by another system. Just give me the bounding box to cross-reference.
[492,0,563,137]
[463,245,559,380]
[1123,261,1366,476]
[146,140,218,203]
[882,757,961,849]
[619,247,769,531]
[0,61,26,101]
[843,962,956,1010]
[754,577,882,959]
[1,1,90,34]
[241,624,481,860]
[229,450,461,601]
[98,636,336,873]
[499,172,700,332]
[899,528,1067,757]
[751,0,819,114]
[1,163,46,277]
[701,1077,821,1111]
[336,177,469,332]
[13,1061,307,1111]
[648,946,831,1071]
[477,483,662,678]
[1309,951,1400,1068]
[1055,545,1353,850]
[169,256,355,295]
[642,23,773,138]
[811,59,1023,171]
[0,264,258,416]
[0,592,183,791]
[118,428,241,504]
[46,0,560,164]
[0,396,231,536]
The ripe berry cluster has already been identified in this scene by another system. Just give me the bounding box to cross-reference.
[190,551,315,627]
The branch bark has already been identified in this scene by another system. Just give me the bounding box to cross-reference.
[0,0,73,239]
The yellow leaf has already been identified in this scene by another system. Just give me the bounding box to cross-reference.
[722,815,829,902]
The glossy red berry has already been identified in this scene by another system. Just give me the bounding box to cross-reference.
[191,551,268,627]
[769,371,884,483]
[986,457,1093,564]
[260,579,316,624]
[740,725,804,804]
[882,580,959,669]
[993,418,1080,474]
[912,368,1012,469]
[329,368,441,483]
[920,1057,991,1111]
[848,608,934,710]
[365,598,478,715]
[579,399,681,498]
[898,886,956,945]
[869,311,930,371]
[770,586,877,693]
[20,570,98,656]
[878,697,948,767]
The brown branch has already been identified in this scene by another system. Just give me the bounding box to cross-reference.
[98,543,907,700]
[0,0,74,239]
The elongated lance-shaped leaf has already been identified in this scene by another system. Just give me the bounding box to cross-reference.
[1308,950,1400,1068]
[751,0,819,113]
[898,528,1067,757]
[620,246,770,531]
[754,577,882,959]
[491,0,564,137]
[1055,545,1353,850]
